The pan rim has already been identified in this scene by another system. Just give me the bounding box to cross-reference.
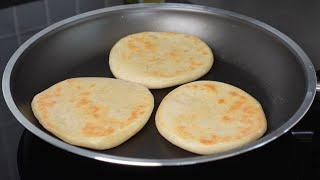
[2,3,316,166]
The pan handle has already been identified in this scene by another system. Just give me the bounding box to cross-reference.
[317,82,320,92]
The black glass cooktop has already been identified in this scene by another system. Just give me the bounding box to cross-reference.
[1,0,320,179]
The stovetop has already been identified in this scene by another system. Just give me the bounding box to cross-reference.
[1,0,320,179]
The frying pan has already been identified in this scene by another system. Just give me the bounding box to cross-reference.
[2,3,319,166]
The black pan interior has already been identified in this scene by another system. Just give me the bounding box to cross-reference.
[10,8,307,159]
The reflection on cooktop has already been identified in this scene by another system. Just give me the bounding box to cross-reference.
[17,130,298,179]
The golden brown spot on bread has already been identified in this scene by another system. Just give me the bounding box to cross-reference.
[90,84,96,88]
[149,71,173,78]
[193,38,201,43]
[187,84,217,93]
[38,100,56,109]
[131,35,144,41]
[55,87,62,96]
[127,106,143,122]
[127,40,139,51]
[66,79,75,85]
[90,105,100,118]
[77,98,89,106]
[188,84,199,89]
[189,60,203,67]
[229,91,238,96]
[143,41,155,50]
[202,51,209,55]
[80,92,90,96]
[218,99,225,104]
[76,85,81,90]
[223,115,231,121]
[242,106,257,114]
[230,91,247,99]
[203,84,217,92]
[199,139,213,145]
[82,123,114,137]
[197,47,205,52]
[46,101,56,107]
[240,127,251,136]
[169,51,178,58]
[120,105,145,128]
[38,94,56,108]
[91,105,99,113]
[199,135,217,145]
[175,113,196,122]
[56,86,62,92]
[239,95,247,100]
[189,66,197,71]
[137,105,146,115]
[39,93,52,100]
[175,126,192,139]
[228,100,245,112]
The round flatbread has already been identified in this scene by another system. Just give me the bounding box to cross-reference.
[109,32,214,89]
[155,81,267,155]
[31,77,154,150]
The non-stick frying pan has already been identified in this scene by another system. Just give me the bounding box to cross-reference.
[2,3,318,166]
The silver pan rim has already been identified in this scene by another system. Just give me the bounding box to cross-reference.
[2,3,316,166]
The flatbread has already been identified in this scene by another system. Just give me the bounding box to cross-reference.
[31,77,154,150]
[109,32,214,89]
[155,81,267,155]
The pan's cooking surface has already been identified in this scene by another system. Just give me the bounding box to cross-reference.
[46,56,271,158]
[3,3,315,165]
